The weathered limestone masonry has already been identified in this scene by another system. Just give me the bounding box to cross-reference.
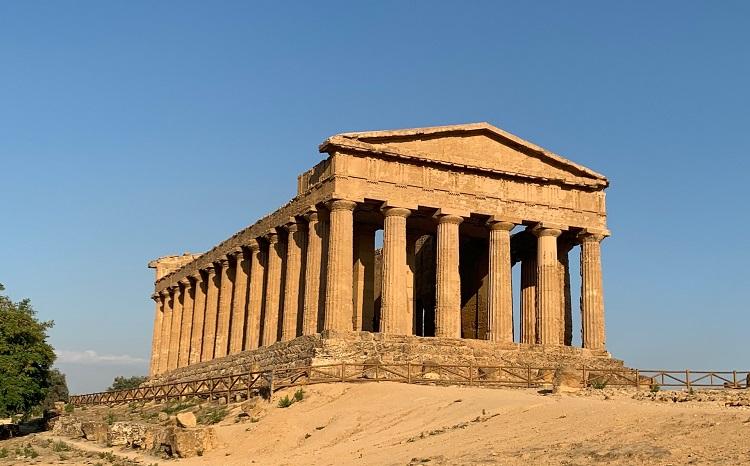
[147,123,611,377]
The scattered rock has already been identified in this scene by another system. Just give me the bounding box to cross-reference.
[81,420,109,443]
[52,416,84,438]
[176,412,197,428]
[108,421,149,447]
[553,366,582,393]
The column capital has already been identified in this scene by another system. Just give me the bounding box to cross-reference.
[151,292,160,301]
[283,218,305,233]
[532,226,562,238]
[488,220,516,232]
[204,263,217,275]
[304,209,320,223]
[247,239,260,251]
[229,247,245,260]
[216,257,230,268]
[265,230,279,243]
[578,230,609,243]
[159,288,170,298]
[381,206,411,218]
[178,278,191,287]
[436,213,463,225]
[326,199,357,212]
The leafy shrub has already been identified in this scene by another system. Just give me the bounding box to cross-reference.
[105,411,116,425]
[650,383,660,393]
[64,403,74,413]
[0,448,8,459]
[590,379,607,389]
[293,388,305,402]
[52,441,70,452]
[197,406,228,425]
[277,396,293,408]
[162,400,196,415]
[107,376,148,392]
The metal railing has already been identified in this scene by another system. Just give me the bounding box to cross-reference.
[69,363,750,406]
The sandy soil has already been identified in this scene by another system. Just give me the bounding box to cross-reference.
[188,382,750,465]
[4,383,750,465]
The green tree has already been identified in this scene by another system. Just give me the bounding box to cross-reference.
[0,283,56,417]
[107,375,147,391]
[40,369,69,412]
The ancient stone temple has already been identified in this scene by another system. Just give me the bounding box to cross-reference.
[148,123,609,376]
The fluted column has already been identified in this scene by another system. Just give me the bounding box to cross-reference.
[167,285,183,371]
[158,289,173,373]
[262,231,283,346]
[149,293,163,376]
[201,264,219,361]
[580,232,606,350]
[324,199,356,332]
[534,227,563,345]
[246,240,265,350]
[380,207,411,334]
[177,278,194,368]
[487,221,515,343]
[435,214,463,338]
[558,241,574,346]
[229,248,249,354]
[302,210,323,335]
[282,220,306,341]
[214,258,233,358]
[189,272,207,365]
[520,255,537,344]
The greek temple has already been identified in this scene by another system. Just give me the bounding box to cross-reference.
[148,123,609,376]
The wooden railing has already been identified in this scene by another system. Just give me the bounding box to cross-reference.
[69,363,750,406]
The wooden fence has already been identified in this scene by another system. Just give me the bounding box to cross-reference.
[68,363,750,406]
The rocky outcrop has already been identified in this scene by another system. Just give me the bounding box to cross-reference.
[53,416,217,459]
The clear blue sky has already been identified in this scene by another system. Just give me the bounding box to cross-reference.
[2,1,748,393]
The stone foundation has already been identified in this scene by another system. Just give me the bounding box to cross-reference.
[145,332,627,386]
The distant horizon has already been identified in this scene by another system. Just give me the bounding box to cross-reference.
[2,1,748,394]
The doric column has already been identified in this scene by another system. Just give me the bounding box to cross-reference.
[201,264,219,361]
[487,220,515,343]
[158,289,172,373]
[214,257,233,358]
[353,225,376,331]
[246,240,265,350]
[149,293,163,376]
[435,213,463,338]
[177,278,194,368]
[534,226,563,345]
[282,220,306,341]
[580,232,606,350]
[229,248,249,354]
[189,271,207,365]
[262,231,283,346]
[558,241,574,346]
[380,207,411,334]
[324,199,356,332]
[302,210,322,334]
[520,255,537,344]
[167,285,183,371]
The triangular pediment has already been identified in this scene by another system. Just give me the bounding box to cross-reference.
[320,122,607,188]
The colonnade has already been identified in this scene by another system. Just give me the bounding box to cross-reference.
[149,200,606,376]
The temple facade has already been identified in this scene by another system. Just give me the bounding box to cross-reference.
[148,123,610,376]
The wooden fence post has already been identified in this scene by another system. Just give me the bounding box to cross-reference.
[635,369,640,390]
[685,369,691,391]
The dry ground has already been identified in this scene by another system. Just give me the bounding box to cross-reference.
[3,382,750,465]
